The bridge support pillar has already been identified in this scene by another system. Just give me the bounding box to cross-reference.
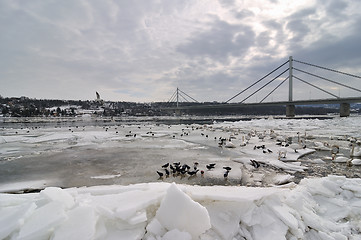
[286,105,295,118]
[340,103,350,117]
[174,109,181,116]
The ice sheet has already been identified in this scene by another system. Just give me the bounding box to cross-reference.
[0,176,360,239]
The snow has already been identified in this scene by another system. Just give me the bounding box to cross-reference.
[1,115,361,239]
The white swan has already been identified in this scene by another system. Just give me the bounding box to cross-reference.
[333,154,349,163]
[239,136,247,147]
[313,141,331,151]
[350,144,361,158]
[225,141,236,148]
[269,130,277,139]
[289,139,305,153]
[351,159,361,166]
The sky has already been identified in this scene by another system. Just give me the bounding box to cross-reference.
[1,0,361,103]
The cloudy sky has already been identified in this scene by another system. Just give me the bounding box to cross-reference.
[1,0,361,103]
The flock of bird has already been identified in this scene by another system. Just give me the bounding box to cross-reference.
[8,123,361,177]
[156,161,235,180]
[154,125,361,179]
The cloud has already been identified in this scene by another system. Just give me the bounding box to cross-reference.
[177,17,255,63]
[0,0,360,102]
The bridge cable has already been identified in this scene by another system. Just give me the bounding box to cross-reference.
[225,60,289,103]
[166,89,177,103]
[178,89,199,103]
[293,68,361,93]
[260,76,289,103]
[293,59,361,79]
[293,75,340,99]
[240,68,289,103]
[178,92,191,103]
[164,90,178,108]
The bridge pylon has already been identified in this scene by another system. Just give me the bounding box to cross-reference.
[164,87,199,115]
[287,56,295,117]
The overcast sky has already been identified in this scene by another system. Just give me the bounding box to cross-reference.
[1,0,361,103]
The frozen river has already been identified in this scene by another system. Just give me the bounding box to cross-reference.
[1,115,360,192]
[1,115,361,240]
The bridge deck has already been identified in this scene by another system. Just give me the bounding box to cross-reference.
[163,96,361,110]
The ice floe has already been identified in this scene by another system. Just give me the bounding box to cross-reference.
[1,175,361,239]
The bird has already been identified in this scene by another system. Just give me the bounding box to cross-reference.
[187,169,199,176]
[225,141,236,148]
[193,162,199,170]
[162,163,169,168]
[350,144,361,157]
[156,171,164,178]
[250,159,260,168]
[333,155,349,163]
[200,170,205,177]
[240,136,247,146]
[164,168,170,177]
[206,164,215,170]
[267,149,273,153]
[289,142,302,153]
[223,166,232,171]
[224,171,229,178]
[351,159,361,166]
[182,164,191,170]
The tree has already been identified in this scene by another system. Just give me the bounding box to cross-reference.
[2,106,9,115]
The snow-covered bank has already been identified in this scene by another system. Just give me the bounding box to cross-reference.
[1,176,361,240]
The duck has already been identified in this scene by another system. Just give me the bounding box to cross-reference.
[250,159,260,168]
[206,164,216,170]
[156,171,164,178]
[223,166,232,171]
[187,169,199,176]
[164,169,170,177]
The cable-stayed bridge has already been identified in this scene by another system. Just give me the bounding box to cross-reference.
[163,56,361,117]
